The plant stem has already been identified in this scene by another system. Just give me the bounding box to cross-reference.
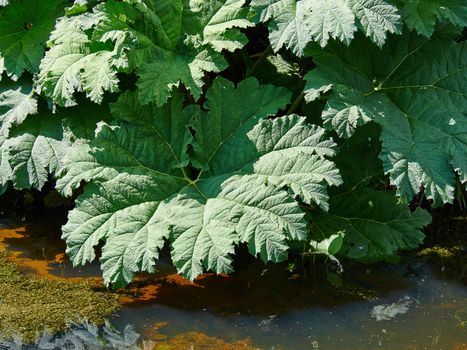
[287,93,304,114]
[245,45,273,78]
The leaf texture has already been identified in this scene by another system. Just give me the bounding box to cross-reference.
[250,0,401,55]
[0,0,66,79]
[4,102,110,190]
[304,32,467,205]
[397,0,467,37]
[58,78,341,286]
[311,187,431,261]
[0,80,37,133]
[38,0,254,107]
[6,114,68,190]
[37,13,131,107]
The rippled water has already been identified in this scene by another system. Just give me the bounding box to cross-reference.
[0,219,466,349]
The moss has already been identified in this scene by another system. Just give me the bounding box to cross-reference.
[0,250,120,343]
[418,245,457,259]
[417,245,466,282]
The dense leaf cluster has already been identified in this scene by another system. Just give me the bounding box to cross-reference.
[1,0,465,286]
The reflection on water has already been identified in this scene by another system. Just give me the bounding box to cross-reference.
[0,219,466,349]
[0,321,152,350]
[111,261,466,349]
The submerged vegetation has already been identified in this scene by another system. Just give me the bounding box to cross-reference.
[0,250,119,342]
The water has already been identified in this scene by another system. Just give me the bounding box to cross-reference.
[110,263,466,349]
[0,219,465,349]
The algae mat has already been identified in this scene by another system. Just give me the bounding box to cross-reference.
[0,250,120,342]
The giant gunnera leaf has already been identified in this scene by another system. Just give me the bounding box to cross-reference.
[311,187,431,262]
[309,121,430,261]
[0,128,10,194]
[57,78,342,286]
[0,79,37,133]
[395,0,467,37]
[0,0,66,79]
[37,0,254,107]
[3,102,111,190]
[304,32,467,205]
[250,0,402,55]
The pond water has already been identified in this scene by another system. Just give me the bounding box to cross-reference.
[0,218,466,350]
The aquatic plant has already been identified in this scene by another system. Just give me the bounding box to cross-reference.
[0,251,120,342]
[0,0,465,286]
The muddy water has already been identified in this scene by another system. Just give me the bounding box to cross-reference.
[0,219,466,350]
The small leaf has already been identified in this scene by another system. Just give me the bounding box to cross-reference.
[311,232,344,255]
[0,79,37,133]
[7,113,69,190]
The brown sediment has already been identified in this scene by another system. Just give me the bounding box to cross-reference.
[0,224,119,342]
[0,224,379,315]
[118,261,385,315]
[0,226,64,279]
[147,330,260,350]
[145,321,262,349]
[0,225,102,282]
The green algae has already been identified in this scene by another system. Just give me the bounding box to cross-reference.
[0,250,120,343]
[418,245,459,259]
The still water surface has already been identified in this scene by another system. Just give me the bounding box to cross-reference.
[0,219,465,349]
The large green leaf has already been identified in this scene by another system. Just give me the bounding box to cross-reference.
[58,78,341,286]
[5,102,110,190]
[309,123,429,263]
[304,32,467,205]
[36,12,132,107]
[0,0,66,79]
[311,187,431,262]
[395,0,467,37]
[6,113,68,190]
[0,128,11,193]
[37,0,253,107]
[0,79,37,133]
[250,0,401,55]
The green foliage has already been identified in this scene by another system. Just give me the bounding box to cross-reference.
[311,187,431,262]
[37,0,254,107]
[0,0,463,286]
[0,0,66,79]
[395,0,467,36]
[0,79,37,131]
[58,78,341,286]
[304,32,467,205]
[250,0,402,54]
